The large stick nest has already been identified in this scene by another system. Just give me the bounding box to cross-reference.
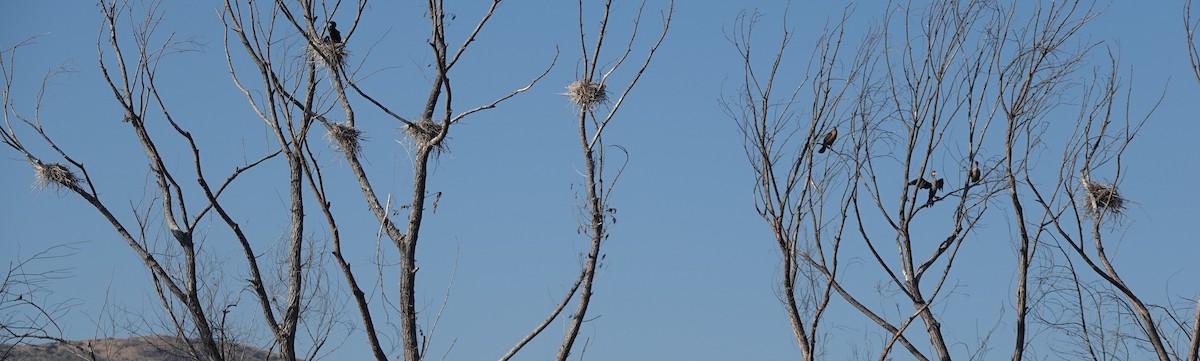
[307,39,348,69]
[34,162,78,190]
[405,119,448,153]
[564,80,608,111]
[325,122,364,157]
[1081,178,1126,216]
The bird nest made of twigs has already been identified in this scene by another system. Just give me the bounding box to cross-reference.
[325,122,363,157]
[307,40,348,69]
[404,120,448,153]
[34,162,78,190]
[1082,179,1125,216]
[564,80,608,111]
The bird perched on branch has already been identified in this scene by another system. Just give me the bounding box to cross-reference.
[818,127,838,154]
[969,161,982,183]
[909,170,944,206]
[325,21,342,44]
[929,171,944,205]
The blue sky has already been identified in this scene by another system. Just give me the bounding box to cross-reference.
[3,1,1199,360]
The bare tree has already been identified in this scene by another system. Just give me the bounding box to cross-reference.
[9,5,222,361]
[3,0,347,359]
[555,1,672,359]
[225,0,553,359]
[722,6,876,360]
[501,1,673,360]
[731,0,1195,360]
[4,0,580,359]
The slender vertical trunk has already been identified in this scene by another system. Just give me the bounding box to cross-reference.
[900,223,950,360]
[780,243,814,361]
[401,145,434,361]
[557,117,603,361]
[1007,134,1030,361]
[279,149,304,361]
[1009,212,1030,361]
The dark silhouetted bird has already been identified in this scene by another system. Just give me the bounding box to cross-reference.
[818,127,838,154]
[909,170,943,206]
[969,161,981,183]
[326,21,342,44]
[928,170,944,205]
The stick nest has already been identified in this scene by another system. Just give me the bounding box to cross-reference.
[405,120,448,154]
[1082,179,1125,216]
[307,40,348,69]
[325,122,364,157]
[564,80,608,111]
[34,163,78,190]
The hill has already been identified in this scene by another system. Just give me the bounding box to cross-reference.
[1,335,288,361]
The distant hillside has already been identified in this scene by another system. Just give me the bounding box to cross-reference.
[1,335,289,361]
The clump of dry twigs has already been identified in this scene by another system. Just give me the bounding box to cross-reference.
[325,122,363,157]
[405,119,448,154]
[1081,176,1126,217]
[34,162,78,190]
[564,79,608,111]
[307,40,348,69]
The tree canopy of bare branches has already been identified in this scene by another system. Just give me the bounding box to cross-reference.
[2,0,1197,360]
[728,0,1198,360]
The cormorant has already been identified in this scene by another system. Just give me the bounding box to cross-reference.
[818,127,837,154]
[928,170,943,205]
[969,161,981,183]
[327,21,342,44]
[909,170,942,206]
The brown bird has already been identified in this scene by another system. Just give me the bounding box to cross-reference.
[818,127,838,154]
[969,161,982,183]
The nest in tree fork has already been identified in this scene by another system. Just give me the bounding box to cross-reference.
[564,80,608,111]
[307,39,348,69]
[405,120,448,152]
[1081,177,1125,215]
[325,122,363,156]
[34,162,78,190]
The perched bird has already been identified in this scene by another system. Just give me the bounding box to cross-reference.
[818,127,838,154]
[326,21,342,44]
[969,161,982,183]
[909,170,943,206]
[928,170,944,205]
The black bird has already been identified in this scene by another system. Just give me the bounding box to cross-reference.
[326,21,342,44]
[928,170,944,205]
[818,127,838,154]
[969,161,982,183]
[909,170,943,206]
